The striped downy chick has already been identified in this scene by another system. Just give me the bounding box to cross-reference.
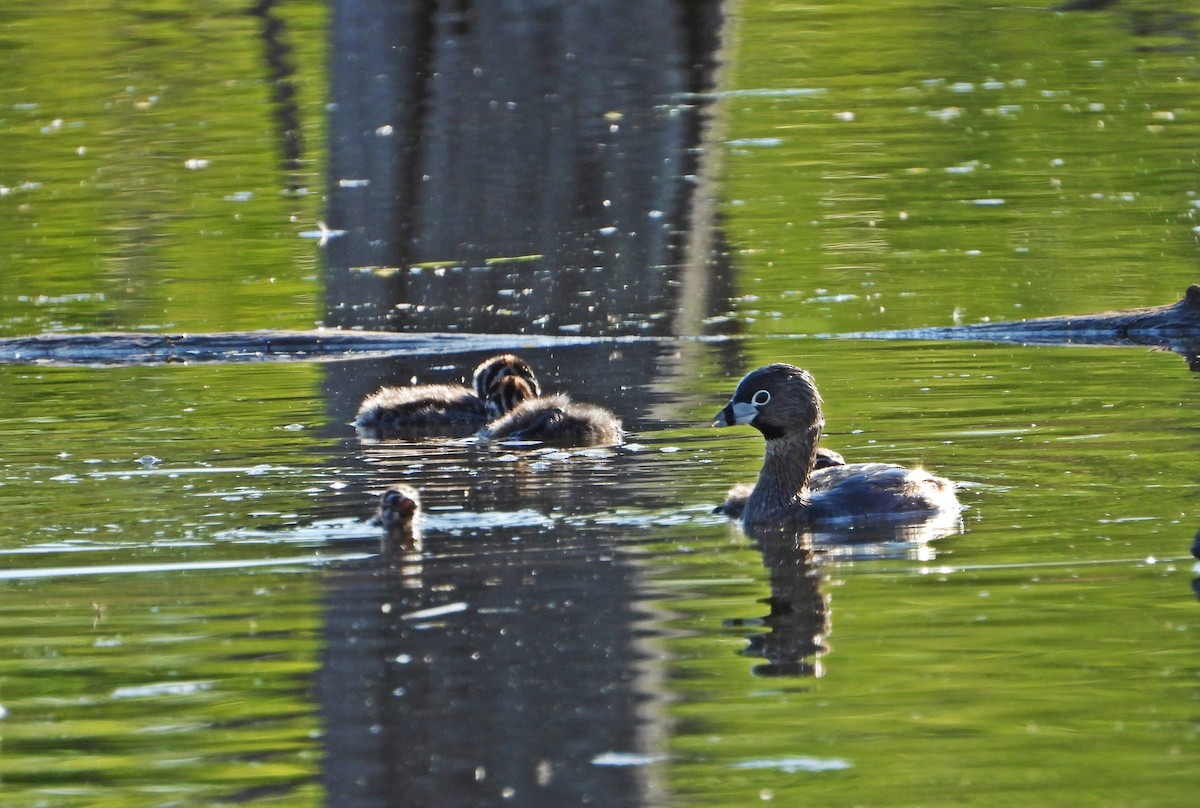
[472,353,540,414]
[353,354,538,438]
[483,373,539,419]
[479,389,623,447]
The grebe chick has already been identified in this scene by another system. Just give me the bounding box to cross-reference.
[371,484,422,558]
[472,353,540,415]
[373,484,421,532]
[478,388,623,447]
[483,373,539,420]
[713,363,958,526]
[814,446,845,469]
[353,353,538,439]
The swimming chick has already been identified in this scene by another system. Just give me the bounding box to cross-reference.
[713,363,958,526]
[373,484,421,532]
[472,353,540,416]
[354,353,539,439]
[370,484,422,557]
[478,376,623,447]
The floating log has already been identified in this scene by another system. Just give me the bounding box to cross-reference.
[839,285,1200,369]
[0,329,653,367]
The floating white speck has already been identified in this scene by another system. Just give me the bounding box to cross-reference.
[299,221,346,245]
[714,87,826,98]
[183,158,210,170]
[734,757,853,773]
[929,107,962,122]
[337,178,370,188]
[592,752,667,767]
[402,602,468,621]
[726,137,783,147]
[112,681,214,700]
[973,198,1006,206]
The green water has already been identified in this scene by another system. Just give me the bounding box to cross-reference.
[2,1,1199,806]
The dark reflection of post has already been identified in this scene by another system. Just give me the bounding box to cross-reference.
[735,525,831,678]
[322,0,732,336]
[318,1,733,803]
[248,0,305,183]
[317,528,658,808]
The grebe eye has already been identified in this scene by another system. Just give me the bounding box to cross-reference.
[751,390,771,406]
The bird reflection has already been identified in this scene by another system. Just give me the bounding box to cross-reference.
[732,512,962,677]
[731,524,830,677]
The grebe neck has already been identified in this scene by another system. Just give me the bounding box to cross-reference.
[743,428,819,523]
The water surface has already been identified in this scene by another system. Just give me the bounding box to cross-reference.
[2,1,1198,806]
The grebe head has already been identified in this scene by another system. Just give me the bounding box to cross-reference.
[713,363,824,442]
[377,485,421,531]
[472,354,540,402]
[483,374,538,418]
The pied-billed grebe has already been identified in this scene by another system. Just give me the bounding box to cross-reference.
[478,377,623,447]
[472,353,540,416]
[370,484,422,557]
[373,484,421,532]
[354,353,539,438]
[713,363,959,526]
[814,447,845,469]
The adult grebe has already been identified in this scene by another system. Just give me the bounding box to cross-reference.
[713,364,958,526]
